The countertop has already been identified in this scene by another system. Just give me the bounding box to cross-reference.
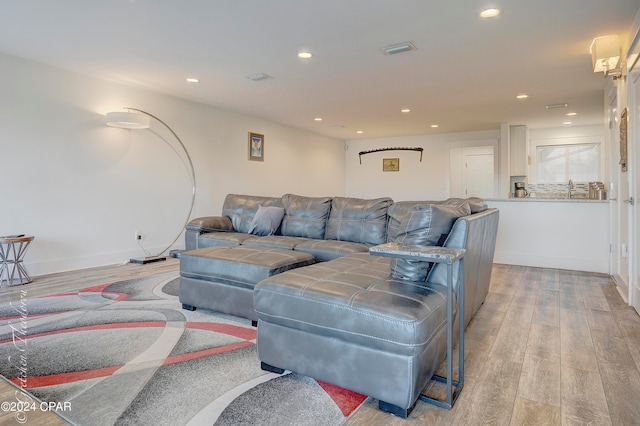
[486,197,609,203]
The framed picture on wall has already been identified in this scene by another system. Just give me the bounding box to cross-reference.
[248,132,264,161]
[383,158,399,172]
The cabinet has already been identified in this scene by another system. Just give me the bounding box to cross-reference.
[510,125,528,176]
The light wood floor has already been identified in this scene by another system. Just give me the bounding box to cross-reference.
[1,261,639,425]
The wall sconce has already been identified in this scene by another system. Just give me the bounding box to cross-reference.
[590,34,622,79]
[106,108,196,264]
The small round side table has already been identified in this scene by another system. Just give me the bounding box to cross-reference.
[0,235,35,287]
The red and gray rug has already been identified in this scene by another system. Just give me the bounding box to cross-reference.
[0,272,367,425]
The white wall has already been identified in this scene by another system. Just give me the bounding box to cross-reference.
[0,53,345,277]
[345,130,500,201]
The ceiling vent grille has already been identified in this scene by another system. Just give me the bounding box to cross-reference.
[246,73,273,81]
[381,42,417,55]
[545,103,568,109]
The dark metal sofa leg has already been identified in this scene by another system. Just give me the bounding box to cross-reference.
[261,362,285,374]
[182,303,196,311]
[251,320,258,327]
[378,400,416,419]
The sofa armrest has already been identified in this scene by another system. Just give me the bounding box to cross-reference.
[369,242,465,294]
[186,216,233,233]
[369,243,465,264]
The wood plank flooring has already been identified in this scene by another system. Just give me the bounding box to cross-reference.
[0,261,638,425]
[349,264,640,425]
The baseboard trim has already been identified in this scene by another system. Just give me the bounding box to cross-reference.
[27,244,184,277]
[493,251,609,274]
[612,274,630,303]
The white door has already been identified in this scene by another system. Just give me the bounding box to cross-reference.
[463,148,495,198]
[630,52,640,315]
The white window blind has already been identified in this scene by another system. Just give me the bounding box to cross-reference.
[536,143,600,183]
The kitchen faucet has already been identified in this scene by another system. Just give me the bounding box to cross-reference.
[568,179,574,199]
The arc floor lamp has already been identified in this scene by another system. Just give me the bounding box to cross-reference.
[106,107,196,264]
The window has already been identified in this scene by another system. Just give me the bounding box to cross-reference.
[529,134,603,184]
[536,143,600,183]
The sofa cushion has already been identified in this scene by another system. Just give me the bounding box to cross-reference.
[254,252,452,356]
[324,196,393,245]
[441,197,487,213]
[222,194,283,234]
[197,232,259,248]
[249,205,285,236]
[181,246,315,290]
[465,197,488,213]
[386,202,470,242]
[387,203,471,281]
[294,239,370,262]
[280,194,332,239]
[243,235,311,250]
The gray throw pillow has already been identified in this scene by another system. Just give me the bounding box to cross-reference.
[389,203,469,281]
[248,206,285,236]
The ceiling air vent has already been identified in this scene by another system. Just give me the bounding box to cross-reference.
[246,73,273,81]
[381,42,417,56]
[545,103,568,109]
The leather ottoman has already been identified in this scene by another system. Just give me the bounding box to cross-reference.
[179,246,315,322]
[254,253,453,414]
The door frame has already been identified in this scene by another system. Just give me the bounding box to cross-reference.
[628,29,640,314]
[609,90,629,301]
[462,146,495,198]
[449,144,498,198]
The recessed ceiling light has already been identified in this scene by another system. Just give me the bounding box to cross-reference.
[401,109,411,113]
[356,130,364,134]
[566,112,577,116]
[298,52,313,59]
[314,117,323,121]
[186,78,199,83]
[516,93,530,99]
[480,8,500,18]
[563,121,572,125]
[431,124,439,128]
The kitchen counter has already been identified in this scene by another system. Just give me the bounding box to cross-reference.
[485,198,609,273]
[486,197,608,203]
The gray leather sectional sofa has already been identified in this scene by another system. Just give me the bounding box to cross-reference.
[181,193,499,417]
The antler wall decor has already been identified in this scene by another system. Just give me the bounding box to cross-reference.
[358,147,423,164]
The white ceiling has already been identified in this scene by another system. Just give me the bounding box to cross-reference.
[1,0,638,140]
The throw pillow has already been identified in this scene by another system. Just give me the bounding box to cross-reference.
[248,205,285,236]
[389,204,469,282]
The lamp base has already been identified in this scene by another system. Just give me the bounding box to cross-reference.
[130,256,167,265]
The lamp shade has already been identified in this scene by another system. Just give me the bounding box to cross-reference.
[591,35,620,73]
[106,111,151,129]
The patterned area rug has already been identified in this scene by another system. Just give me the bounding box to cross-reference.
[0,272,367,425]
